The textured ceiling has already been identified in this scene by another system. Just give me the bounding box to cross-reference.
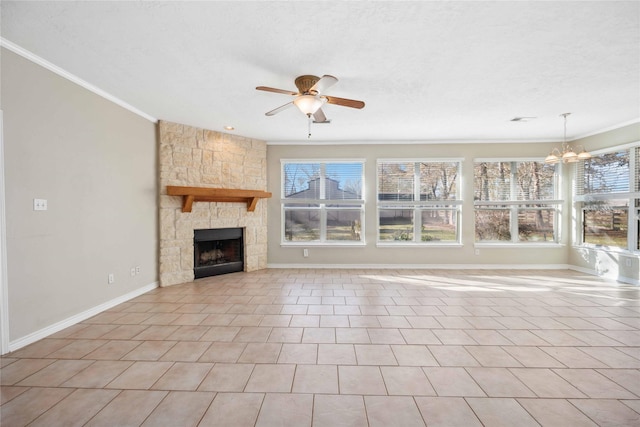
[2,1,639,143]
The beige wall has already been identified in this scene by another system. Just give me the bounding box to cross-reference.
[2,49,158,342]
[267,141,570,267]
[568,122,640,283]
[2,41,636,348]
[577,123,640,153]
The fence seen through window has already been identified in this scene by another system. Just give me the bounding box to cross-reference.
[575,146,639,251]
[282,161,364,243]
[377,160,461,243]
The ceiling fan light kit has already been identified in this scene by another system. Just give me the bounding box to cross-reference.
[293,94,326,116]
[257,74,365,138]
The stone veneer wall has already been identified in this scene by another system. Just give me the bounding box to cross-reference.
[158,120,268,287]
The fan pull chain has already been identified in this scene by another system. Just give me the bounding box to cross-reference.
[307,114,312,139]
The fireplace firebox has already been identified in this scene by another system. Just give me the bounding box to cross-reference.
[194,228,244,278]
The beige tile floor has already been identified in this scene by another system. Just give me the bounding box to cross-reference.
[1,268,640,426]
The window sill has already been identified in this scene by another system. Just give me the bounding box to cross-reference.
[573,245,640,256]
[377,243,463,248]
[474,243,564,249]
[281,242,366,247]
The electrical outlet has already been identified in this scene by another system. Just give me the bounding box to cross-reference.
[108,273,115,284]
[474,249,480,256]
[135,266,141,274]
[33,198,48,211]
[625,258,632,267]
[303,248,309,258]
[130,267,136,276]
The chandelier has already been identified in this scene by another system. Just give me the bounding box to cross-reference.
[544,113,591,164]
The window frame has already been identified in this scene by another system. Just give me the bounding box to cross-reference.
[573,142,640,253]
[280,159,366,246]
[473,157,563,245]
[376,158,463,246]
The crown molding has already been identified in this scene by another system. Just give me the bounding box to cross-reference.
[266,138,558,146]
[572,117,640,141]
[0,37,157,123]
[2,37,635,145]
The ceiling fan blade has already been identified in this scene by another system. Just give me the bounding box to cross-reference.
[265,102,294,116]
[256,86,299,96]
[313,107,328,123]
[310,75,338,94]
[325,96,365,109]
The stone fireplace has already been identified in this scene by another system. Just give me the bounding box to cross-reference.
[158,121,268,287]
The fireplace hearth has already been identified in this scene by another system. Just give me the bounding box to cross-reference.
[194,228,244,278]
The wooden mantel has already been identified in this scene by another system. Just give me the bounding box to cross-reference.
[167,186,272,213]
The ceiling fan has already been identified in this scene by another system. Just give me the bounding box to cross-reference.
[256,74,365,124]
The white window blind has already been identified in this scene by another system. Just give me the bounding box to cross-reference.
[574,143,640,252]
[377,160,461,244]
[325,163,363,200]
[284,162,363,201]
[282,160,365,244]
[575,149,630,197]
[377,161,415,201]
[474,161,556,203]
[635,146,640,192]
[283,163,321,199]
[515,162,557,200]
[473,160,560,243]
[378,161,460,203]
[418,162,459,201]
[474,162,512,202]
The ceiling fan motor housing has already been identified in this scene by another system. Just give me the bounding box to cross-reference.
[295,75,320,94]
[257,74,364,118]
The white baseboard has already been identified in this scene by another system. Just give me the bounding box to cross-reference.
[7,282,158,353]
[569,265,640,286]
[267,263,572,270]
[267,263,639,285]
[7,264,636,354]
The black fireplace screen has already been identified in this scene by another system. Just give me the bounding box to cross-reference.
[194,228,244,278]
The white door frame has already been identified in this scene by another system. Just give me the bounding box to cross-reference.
[0,110,10,354]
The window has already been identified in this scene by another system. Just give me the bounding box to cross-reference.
[575,145,640,251]
[282,160,364,244]
[474,160,560,243]
[377,160,461,244]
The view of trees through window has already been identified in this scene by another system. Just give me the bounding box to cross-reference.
[474,161,558,242]
[576,149,634,249]
[377,161,460,243]
[282,162,364,242]
[282,148,639,251]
